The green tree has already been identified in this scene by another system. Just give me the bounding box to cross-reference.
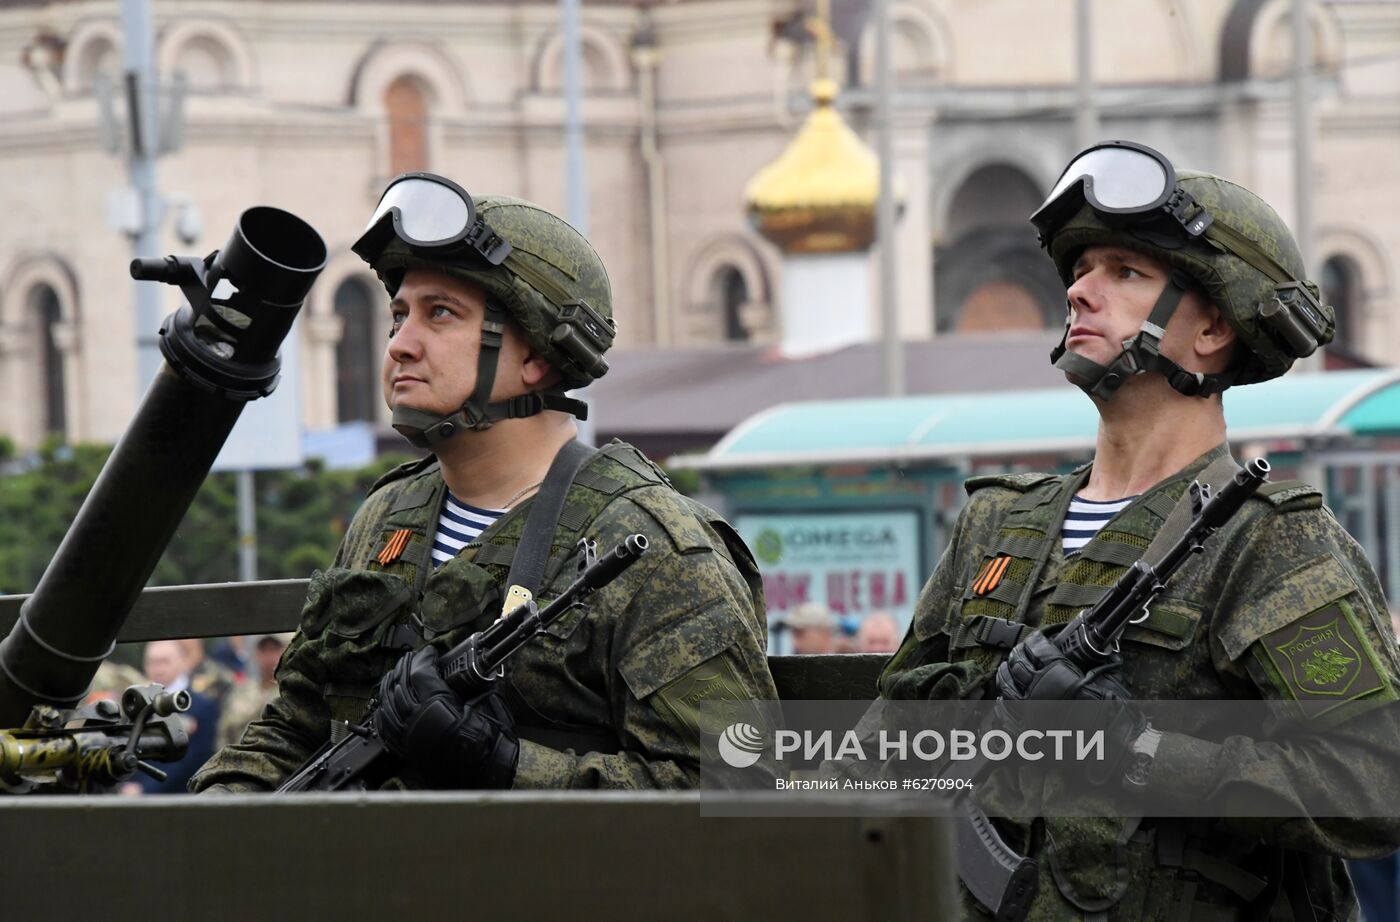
[0,443,414,594]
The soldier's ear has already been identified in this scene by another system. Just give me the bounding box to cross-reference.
[1196,300,1237,368]
[522,354,561,390]
[510,326,559,389]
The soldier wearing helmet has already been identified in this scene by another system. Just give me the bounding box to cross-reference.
[876,143,1400,918]
[192,174,778,792]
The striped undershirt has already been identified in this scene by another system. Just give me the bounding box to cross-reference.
[1061,495,1137,554]
[432,493,505,568]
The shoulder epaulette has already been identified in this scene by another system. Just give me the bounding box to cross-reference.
[964,471,1058,496]
[369,454,438,495]
[598,439,670,487]
[1253,479,1323,511]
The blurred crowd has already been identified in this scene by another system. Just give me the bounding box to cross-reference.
[776,605,902,655]
[85,632,291,795]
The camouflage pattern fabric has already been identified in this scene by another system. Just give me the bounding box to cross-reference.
[84,660,146,705]
[190,656,236,709]
[190,440,777,791]
[879,444,1400,920]
[215,680,278,752]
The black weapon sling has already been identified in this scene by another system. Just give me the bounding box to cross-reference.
[501,437,622,756]
[505,437,596,598]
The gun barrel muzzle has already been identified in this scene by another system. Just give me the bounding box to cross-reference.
[153,689,192,717]
[130,256,192,284]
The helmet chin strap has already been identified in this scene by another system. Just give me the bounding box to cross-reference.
[1049,269,1237,400]
[390,297,589,451]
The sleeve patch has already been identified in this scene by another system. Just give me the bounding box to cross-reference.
[1257,599,1394,717]
[652,654,753,743]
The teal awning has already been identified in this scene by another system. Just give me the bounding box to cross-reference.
[674,368,1400,471]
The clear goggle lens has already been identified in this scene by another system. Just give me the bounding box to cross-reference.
[365,175,474,246]
[1031,141,1176,234]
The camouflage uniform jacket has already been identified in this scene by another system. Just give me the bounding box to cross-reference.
[215,680,277,752]
[191,440,777,791]
[880,444,1400,920]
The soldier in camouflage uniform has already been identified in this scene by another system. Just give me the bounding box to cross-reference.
[214,633,292,751]
[879,141,1400,918]
[192,174,776,792]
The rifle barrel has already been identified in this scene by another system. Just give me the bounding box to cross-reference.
[1071,457,1270,665]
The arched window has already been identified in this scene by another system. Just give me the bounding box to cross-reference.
[71,34,118,93]
[935,163,1064,333]
[334,278,379,424]
[384,75,429,175]
[174,35,237,91]
[1319,254,1362,352]
[715,267,750,342]
[29,285,66,438]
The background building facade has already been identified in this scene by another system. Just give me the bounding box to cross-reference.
[0,0,1396,451]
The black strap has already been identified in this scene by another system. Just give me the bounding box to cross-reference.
[504,438,596,597]
[1051,271,1237,400]
[464,298,508,427]
[481,390,589,425]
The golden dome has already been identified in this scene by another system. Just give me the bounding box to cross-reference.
[745,79,881,254]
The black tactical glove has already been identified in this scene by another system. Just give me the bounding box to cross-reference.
[996,630,1146,786]
[374,646,519,789]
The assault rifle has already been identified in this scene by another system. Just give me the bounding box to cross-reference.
[0,683,191,794]
[958,458,1271,922]
[279,533,649,792]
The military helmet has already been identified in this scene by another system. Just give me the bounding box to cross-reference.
[363,185,615,389]
[353,174,616,446]
[1032,141,1334,396]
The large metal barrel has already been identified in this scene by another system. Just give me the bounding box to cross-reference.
[0,207,326,725]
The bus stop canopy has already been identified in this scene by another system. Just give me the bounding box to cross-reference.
[673,368,1400,472]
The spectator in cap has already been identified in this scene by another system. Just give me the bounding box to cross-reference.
[84,659,146,707]
[786,603,838,655]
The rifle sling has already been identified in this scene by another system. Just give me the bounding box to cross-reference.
[506,439,597,597]
[503,442,623,760]
[1141,454,1242,570]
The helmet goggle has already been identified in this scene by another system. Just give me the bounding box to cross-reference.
[352,172,512,267]
[1030,140,1213,244]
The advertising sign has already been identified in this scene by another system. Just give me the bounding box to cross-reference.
[734,510,923,646]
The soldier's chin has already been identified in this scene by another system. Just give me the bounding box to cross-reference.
[1062,369,1096,393]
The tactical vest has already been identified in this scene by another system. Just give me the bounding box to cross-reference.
[292,439,700,757]
[939,453,1329,916]
[947,457,1319,687]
